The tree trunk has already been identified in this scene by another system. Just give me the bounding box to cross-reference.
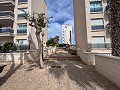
[36,32,44,68]
[110,1,120,56]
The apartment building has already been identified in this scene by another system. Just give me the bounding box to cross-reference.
[0,0,47,50]
[0,0,15,45]
[74,0,111,52]
[62,24,72,45]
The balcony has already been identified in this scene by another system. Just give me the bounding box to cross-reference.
[0,27,14,37]
[0,0,15,6]
[17,29,27,35]
[0,11,14,19]
[88,43,111,49]
[90,7,103,13]
[91,25,104,30]
[0,11,14,26]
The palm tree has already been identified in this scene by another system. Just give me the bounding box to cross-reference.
[109,0,120,56]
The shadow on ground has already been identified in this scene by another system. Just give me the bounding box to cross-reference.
[0,53,23,86]
[44,51,120,90]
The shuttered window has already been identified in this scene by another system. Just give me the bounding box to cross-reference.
[92,36,105,43]
[91,19,104,30]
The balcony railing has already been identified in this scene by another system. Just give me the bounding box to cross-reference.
[88,43,111,49]
[90,7,103,13]
[17,29,27,34]
[0,0,15,3]
[91,25,104,30]
[0,11,14,18]
[0,27,13,34]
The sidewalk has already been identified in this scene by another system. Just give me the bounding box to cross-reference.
[0,49,119,90]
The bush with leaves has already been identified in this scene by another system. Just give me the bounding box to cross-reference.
[0,42,16,53]
[46,35,60,47]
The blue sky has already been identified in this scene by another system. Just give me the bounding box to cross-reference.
[45,0,75,44]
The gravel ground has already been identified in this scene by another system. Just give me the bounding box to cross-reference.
[0,60,120,90]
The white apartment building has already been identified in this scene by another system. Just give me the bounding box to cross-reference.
[62,24,72,45]
[74,0,111,52]
[0,0,47,50]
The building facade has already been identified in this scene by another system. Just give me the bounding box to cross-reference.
[0,0,47,50]
[74,0,111,52]
[62,24,72,45]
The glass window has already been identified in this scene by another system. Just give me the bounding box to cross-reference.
[16,39,29,50]
[91,36,106,48]
[90,1,103,12]
[18,8,27,18]
[91,19,104,30]
[92,36,105,44]
[18,0,28,3]
[17,24,27,34]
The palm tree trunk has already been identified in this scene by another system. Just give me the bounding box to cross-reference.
[110,0,120,56]
[36,32,43,68]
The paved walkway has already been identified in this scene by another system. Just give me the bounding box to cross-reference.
[0,49,119,90]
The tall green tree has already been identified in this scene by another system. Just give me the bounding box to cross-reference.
[110,0,120,56]
[46,36,59,47]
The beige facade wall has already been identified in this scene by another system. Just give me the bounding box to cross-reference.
[95,55,120,88]
[13,1,29,45]
[73,0,88,50]
[0,0,14,45]
[74,0,110,51]
[30,0,47,50]
[13,0,47,50]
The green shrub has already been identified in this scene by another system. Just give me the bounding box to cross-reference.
[0,42,16,53]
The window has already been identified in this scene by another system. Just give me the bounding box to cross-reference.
[18,8,27,18]
[91,36,106,48]
[90,1,103,12]
[91,19,104,30]
[17,24,27,34]
[92,36,105,44]
[18,0,28,3]
[16,39,29,50]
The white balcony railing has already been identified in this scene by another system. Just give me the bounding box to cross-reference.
[0,27,13,36]
[88,43,111,49]
[0,0,15,4]
[0,11,14,19]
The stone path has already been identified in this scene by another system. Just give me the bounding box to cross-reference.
[0,49,120,90]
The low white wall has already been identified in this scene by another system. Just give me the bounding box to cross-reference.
[77,49,111,65]
[95,55,120,88]
[24,51,37,62]
[77,49,96,65]
[47,47,56,55]
[24,47,57,62]
[0,47,56,64]
[0,53,24,64]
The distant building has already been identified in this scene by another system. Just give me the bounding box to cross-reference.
[62,24,72,45]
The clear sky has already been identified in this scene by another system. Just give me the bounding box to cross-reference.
[45,0,75,44]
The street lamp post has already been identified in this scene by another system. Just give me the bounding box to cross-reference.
[41,32,45,59]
